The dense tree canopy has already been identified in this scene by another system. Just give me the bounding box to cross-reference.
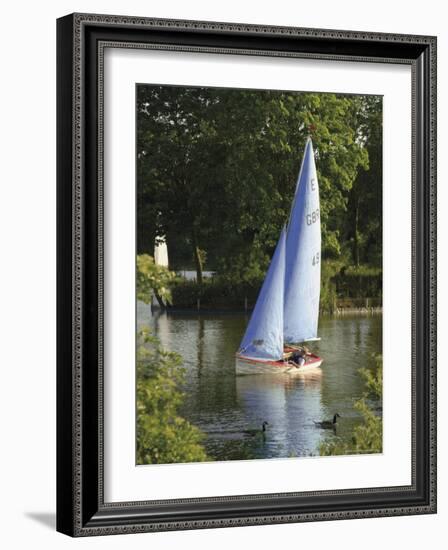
[137,85,382,289]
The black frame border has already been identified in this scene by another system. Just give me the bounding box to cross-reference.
[57,13,437,537]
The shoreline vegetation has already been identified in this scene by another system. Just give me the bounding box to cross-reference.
[136,327,210,465]
[320,354,383,456]
[137,253,382,314]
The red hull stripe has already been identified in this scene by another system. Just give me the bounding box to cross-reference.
[236,353,322,367]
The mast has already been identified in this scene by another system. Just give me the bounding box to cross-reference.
[238,227,286,360]
[284,138,321,343]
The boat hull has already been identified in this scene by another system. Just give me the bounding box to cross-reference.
[235,352,323,375]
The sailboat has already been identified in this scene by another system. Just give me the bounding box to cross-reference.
[235,138,323,375]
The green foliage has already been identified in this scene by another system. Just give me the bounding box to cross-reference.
[170,258,380,311]
[344,96,383,268]
[359,358,383,399]
[137,85,381,295]
[136,254,177,305]
[334,264,382,299]
[320,259,344,313]
[320,355,382,456]
[349,397,383,453]
[216,247,270,288]
[136,327,209,464]
[344,265,383,277]
[171,277,262,310]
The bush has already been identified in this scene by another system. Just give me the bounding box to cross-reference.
[137,254,177,306]
[320,354,382,456]
[170,260,382,311]
[334,264,382,299]
[137,327,209,464]
[320,260,342,313]
[171,277,263,310]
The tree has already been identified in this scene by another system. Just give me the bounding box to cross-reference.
[137,327,209,464]
[136,254,176,308]
[137,86,372,283]
[345,95,382,268]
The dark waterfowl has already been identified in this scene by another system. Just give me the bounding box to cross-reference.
[243,421,269,436]
[206,421,270,440]
[314,413,340,429]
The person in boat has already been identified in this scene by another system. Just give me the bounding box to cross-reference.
[291,349,306,367]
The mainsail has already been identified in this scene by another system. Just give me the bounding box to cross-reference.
[238,228,286,360]
[284,138,321,343]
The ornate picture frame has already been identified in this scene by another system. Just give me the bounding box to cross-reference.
[56,13,436,536]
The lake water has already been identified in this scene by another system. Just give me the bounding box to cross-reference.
[138,302,382,461]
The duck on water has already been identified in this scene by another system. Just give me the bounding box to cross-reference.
[314,413,341,429]
[243,421,269,436]
[205,422,270,440]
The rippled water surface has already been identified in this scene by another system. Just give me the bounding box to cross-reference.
[138,303,382,461]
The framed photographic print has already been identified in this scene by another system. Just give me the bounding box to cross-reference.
[56,13,437,536]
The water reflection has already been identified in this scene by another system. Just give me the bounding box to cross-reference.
[236,373,323,458]
[137,302,382,461]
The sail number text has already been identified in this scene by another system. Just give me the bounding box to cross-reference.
[312,252,320,266]
[306,208,320,226]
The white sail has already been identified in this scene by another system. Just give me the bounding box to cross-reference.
[284,138,321,343]
[238,228,286,360]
